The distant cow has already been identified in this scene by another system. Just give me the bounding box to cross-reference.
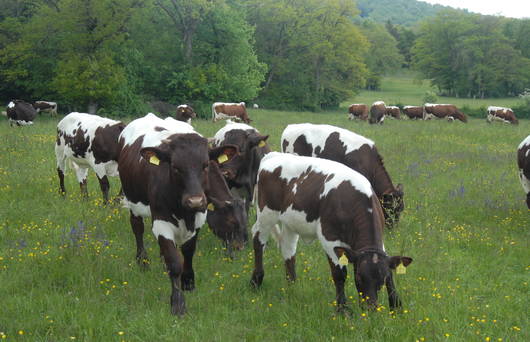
[175,104,196,124]
[517,135,530,209]
[212,102,251,123]
[55,113,125,203]
[348,104,369,121]
[250,152,412,311]
[487,106,518,125]
[282,123,404,227]
[118,113,247,315]
[6,100,37,126]
[385,106,401,119]
[33,101,58,116]
[369,101,386,124]
[253,103,259,109]
[403,106,424,120]
[424,103,467,122]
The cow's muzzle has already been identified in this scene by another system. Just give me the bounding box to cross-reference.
[184,195,207,210]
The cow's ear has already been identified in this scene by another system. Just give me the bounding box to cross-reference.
[140,147,170,165]
[209,144,239,162]
[388,256,413,269]
[249,134,269,148]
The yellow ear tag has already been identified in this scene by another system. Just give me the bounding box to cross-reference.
[217,154,228,163]
[207,203,215,211]
[338,254,349,266]
[258,140,266,147]
[396,262,406,274]
[149,155,160,166]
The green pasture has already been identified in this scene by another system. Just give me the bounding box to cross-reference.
[0,112,528,341]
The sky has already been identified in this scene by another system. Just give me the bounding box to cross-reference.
[421,0,530,19]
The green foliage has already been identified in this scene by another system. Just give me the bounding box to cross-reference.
[423,90,438,103]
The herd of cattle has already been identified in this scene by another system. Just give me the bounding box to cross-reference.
[3,98,530,316]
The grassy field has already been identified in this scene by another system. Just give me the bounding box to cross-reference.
[0,112,528,341]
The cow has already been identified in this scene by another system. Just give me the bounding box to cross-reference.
[369,101,386,124]
[281,123,404,228]
[6,100,37,126]
[487,106,518,125]
[250,152,413,312]
[424,103,467,122]
[385,106,401,119]
[347,104,368,121]
[517,135,530,209]
[118,113,247,315]
[211,120,270,212]
[55,112,126,203]
[212,102,251,124]
[33,101,58,116]
[175,104,196,124]
[403,106,424,120]
[253,103,259,109]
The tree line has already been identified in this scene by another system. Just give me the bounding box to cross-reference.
[0,0,529,116]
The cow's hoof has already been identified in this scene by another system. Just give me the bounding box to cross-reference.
[336,304,353,316]
[250,271,264,288]
[170,292,186,316]
[136,255,150,271]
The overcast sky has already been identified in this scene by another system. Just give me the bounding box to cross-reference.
[420,0,530,19]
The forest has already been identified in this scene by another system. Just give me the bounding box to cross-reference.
[1,0,529,115]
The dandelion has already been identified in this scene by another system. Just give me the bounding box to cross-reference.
[118,331,125,336]
[18,330,24,335]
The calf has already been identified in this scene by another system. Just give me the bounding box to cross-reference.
[348,104,368,121]
[250,152,412,311]
[6,100,37,126]
[369,101,386,124]
[424,103,467,122]
[55,112,125,202]
[33,101,58,116]
[175,104,196,124]
[282,123,404,227]
[212,102,251,123]
[118,113,247,315]
[385,106,401,119]
[518,135,530,209]
[487,106,518,125]
[403,106,424,120]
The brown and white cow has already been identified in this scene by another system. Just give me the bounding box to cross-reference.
[348,104,369,121]
[424,103,467,122]
[403,106,424,120]
[175,104,196,124]
[118,113,247,315]
[250,152,412,311]
[212,102,251,124]
[517,135,530,209]
[33,101,58,116]
[385,106,401,119]
[6,100,37,126]
[487,106,518,125]
[55,112,126,203]
[369,101,386,124]
[281,123,404,228]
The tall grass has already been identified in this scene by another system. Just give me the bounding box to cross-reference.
[0,113,528,341]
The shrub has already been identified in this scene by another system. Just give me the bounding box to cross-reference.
[422,90,438,103]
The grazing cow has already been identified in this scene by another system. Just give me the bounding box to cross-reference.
[403,106,424,120]
[212,102,251,124]
[369,101,386,124]
[424,103,467,122]
[175,104,196,124]
[118,113,247,315]
[33,101,58,116]
[6,100,37,126]
[281,123,404,227]
[517,135,530,209]
[212,121,270,210]
[250,152,412,311]
[385,106,401,119]
[487,106,518,125]
[347,104,369,121]
[55,113,126,203]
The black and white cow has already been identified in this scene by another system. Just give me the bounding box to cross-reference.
[281,123,404,227]
[250,152,412,311]
[6,100,37,126]
[175,104,196,124]
[518,135,530,209]
[118,113,247,315]
[55,112,125,202]
[33,101,58,116]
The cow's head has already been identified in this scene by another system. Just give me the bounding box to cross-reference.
[352,250,413,309]
[176,105,196,122]
[140,134,209,211]
[381,184,404,228]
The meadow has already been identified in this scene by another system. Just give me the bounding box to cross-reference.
[0,111,528,342]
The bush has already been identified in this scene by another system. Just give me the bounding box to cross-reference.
[422,90,438,103]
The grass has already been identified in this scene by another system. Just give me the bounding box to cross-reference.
[0,112,528,341]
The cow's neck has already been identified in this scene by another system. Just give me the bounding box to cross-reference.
[371,154,395,197]
[351,195,385,252]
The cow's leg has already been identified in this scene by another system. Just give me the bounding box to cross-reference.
[96,175,110,203]
[180,232,198,291]
[385,272,402,310]
[327,255,349,312]
[57,168,66,195]
[158,235,186,316]
[130,212,149,269]
[73,165,89,199]
[279,228,299,282]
